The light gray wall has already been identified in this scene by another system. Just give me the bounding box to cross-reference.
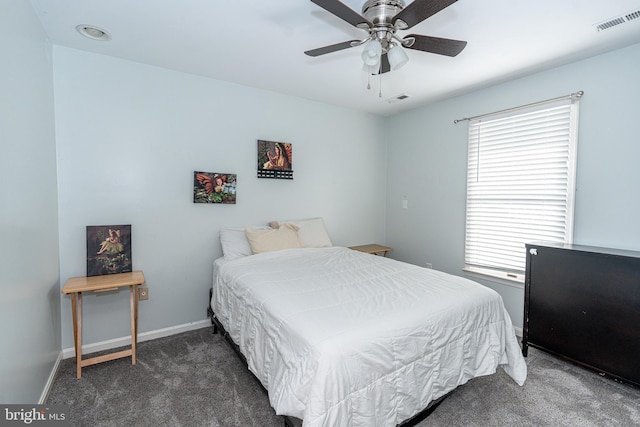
[385,42,640,327]
[53,47,388,349]
[6,1,639,400]
[0,1,60,403]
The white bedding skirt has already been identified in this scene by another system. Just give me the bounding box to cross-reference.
[211,247,527,427]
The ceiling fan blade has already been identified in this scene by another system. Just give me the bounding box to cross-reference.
[310,0,372,28]
[404,34,467,57]
[392,0,458,30]
[305,40,360,57]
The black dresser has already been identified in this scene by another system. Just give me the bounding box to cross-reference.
[522,242,640,387]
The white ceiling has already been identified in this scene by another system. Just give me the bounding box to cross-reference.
[29,0,640,116]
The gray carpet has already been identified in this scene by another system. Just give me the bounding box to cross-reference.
[46,327,640,426]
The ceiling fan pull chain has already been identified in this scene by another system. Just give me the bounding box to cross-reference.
[367,72,371,90]
[379,73,382,98]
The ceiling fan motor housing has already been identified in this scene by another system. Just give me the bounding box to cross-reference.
[362,0,405,26]
[362,0,406,50]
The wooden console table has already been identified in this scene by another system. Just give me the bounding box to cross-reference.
[349,244,393,257]
[61,271,145,378]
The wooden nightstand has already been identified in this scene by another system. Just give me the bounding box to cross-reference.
[61,271,145,378]
[349,244,393,257]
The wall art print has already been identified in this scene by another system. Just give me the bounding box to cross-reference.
[86,225,132,277]
[257,140,293,179]
[193,171,237,204]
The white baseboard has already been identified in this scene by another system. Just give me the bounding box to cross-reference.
[514,326,523,338]
[39,351,63,404]
[61,318,211,359]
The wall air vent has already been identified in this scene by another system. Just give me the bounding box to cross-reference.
[626,11,640,22]
[597,17,625,31]
[596,10,640,31]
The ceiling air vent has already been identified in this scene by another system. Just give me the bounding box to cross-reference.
[387,94,410,104]
[596,10,640,31]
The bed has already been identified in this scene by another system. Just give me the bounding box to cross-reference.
[210,220,527,427]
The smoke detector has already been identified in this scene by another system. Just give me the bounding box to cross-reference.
[76,25,111,41]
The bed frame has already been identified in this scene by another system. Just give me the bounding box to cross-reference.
[207,289,450,427]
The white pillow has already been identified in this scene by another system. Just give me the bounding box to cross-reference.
[274,217,332,248]
[245,224,302,254]
[220,226,270,260]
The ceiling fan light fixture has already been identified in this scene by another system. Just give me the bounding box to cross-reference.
[361,39,382,67]
[362,62,381,75]
[388,44,409,70]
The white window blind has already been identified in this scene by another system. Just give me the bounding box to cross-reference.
[464,97,580,282]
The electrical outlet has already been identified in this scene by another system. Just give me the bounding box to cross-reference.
[138,286,149,301]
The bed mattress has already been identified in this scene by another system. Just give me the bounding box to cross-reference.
[211,247,527,427]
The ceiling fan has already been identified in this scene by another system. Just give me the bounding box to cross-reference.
[305,0,467,74]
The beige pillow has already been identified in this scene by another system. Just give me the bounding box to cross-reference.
[245,223,301,254]
[271,217,332,248]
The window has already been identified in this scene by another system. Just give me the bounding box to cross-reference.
[463,96,580,283]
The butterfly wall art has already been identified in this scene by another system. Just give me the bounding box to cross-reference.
[193,171,237,204]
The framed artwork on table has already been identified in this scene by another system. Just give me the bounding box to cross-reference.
[86,225,132,276]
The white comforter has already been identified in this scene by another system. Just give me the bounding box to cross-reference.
[211,247,527,427]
